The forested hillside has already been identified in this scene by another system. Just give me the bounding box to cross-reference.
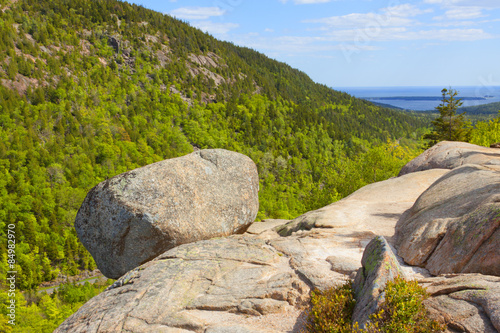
[0,1,440,328]
[459,101,500,115]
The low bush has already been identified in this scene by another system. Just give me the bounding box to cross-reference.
[365,277,445,333]
[303,277,445,333]
[304,281,356,333]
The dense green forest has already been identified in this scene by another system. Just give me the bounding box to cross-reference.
[0,0,498,331]
[459,101,500,115]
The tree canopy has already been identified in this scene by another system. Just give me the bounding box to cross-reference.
[424,88,472,147]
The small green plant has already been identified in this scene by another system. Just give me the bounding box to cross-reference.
[304,281,356,333]
[365,277,445,333]
[303,278,445,333]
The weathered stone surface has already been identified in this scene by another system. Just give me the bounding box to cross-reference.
[75,149,259,279]
[399,141,500,176]
[352,236,405,329]
[57,168,446,332]
[267,169,446,291]
[55,236,309,333]
[204,326,253,333]
[395,164,500,276]
[245,219,290,235]
[420,274,500,333]
[276,169,449,240]
[61,141,500,332]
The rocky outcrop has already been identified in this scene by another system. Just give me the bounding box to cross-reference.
[269,169,446,291]
[421,274,500,333]
[399,141,500,176]
[75,149,259,279]
[353,242,500,333]
[54,236,309,333]
[395,164,500,276]
[59,142,500,333]
[277,169,449,241]
[58,166,444,332]
[352,236,405,329]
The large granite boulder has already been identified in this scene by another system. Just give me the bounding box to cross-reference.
[75,149,259,279]
[54,236,309,333]
[352,236,405,329]
[399,141,500,176]
[421,274,500,333]
[395,164,500,276]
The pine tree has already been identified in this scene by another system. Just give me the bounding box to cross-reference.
[424,88,471,147]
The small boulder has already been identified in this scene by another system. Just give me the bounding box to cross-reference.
[398,141,500,176]
[75,149,259,279]
[352,236,405,329]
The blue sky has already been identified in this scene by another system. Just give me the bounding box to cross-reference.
[127,0,500,88]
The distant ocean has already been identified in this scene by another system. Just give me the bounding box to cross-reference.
[337,86,500,111]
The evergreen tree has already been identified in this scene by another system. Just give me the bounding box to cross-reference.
[424,88,471,147]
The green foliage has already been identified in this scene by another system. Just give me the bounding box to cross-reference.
[423,88,472,147]
[366,277,445,333]
[469,111,500,147]
[303,278,445,333]
[305,281,356,333]
[0,279,112,332]
[459,101,500,115]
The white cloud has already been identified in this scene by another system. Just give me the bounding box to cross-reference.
[431,20,476,27]
[424,0,500,8]
[407,28,494,41]
[279,0,332,4]
[169,7,225,20]
[325,27,493,42]
[382,4,433,17]
[194,21,239,35]
[307,12,413,29]
[303,2,495,43]
[233,34,379,55]
[305,4,431,29]
[437,7,485,20]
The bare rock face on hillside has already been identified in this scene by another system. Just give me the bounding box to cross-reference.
[395,164,500,277]
[398,141,500,176]
[54,236,309,333]
[75,149,259,279]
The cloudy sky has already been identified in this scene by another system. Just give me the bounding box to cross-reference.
[128,0,500,88]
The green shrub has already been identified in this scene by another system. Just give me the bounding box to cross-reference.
[303,278,445,333]
[365,277,445,333]
[304,281,356,333]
